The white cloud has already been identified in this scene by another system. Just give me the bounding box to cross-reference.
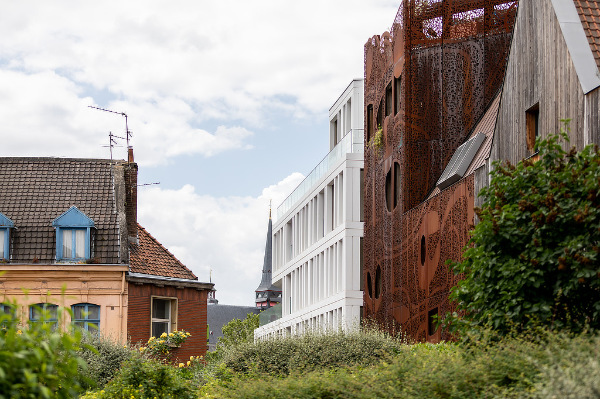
[0,0,398,163]
[137,172,304,306]
[0,69,254,165]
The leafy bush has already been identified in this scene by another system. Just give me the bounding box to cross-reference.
[203,328,598,399]
[449,123,600,334]
[220,327,405,375]
[529,333,600,399]
[78,333,133,388]
[0,303,88,398]
[81,353,196,399]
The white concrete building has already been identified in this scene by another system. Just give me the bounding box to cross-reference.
[255,79,364,338]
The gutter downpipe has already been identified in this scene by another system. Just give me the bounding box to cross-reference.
[120,271,125,343]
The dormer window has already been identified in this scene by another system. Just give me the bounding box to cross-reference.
[52,206,95,262]
[0,212,15,261]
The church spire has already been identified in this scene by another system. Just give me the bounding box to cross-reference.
[255,204,281,308]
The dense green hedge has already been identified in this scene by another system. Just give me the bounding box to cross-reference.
[219,327,404,375]
[200,330,600,399]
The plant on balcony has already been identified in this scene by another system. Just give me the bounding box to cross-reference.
[368,125,385,157]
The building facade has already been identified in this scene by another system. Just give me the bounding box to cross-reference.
[362,0,518,341]
[0,152,213,358]
[255,79,365,338]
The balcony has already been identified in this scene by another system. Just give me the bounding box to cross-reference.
[277,129,364,219]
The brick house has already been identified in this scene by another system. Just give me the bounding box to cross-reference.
[128,224,212,360]
[0,151,213,358]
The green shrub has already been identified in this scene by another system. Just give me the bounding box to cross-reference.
[449,123,600,334]
[220,327,405,376]
[0,303,88,398]
[82,353,196,399]
[530,333,600,399]
[203,328,598,399]
[78,333,133,389]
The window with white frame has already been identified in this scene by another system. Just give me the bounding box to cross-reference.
[0,229,5,260]
[151,297,177,337]
[62,229,86,259]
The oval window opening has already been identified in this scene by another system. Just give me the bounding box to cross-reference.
[366,272,373,299]
[385,168,393,212]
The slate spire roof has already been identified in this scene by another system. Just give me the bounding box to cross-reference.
[255,208,279,293]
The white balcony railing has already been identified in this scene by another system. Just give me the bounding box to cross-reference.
[277,129,364,219]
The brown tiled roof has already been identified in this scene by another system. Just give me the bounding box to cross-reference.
[574,0,600,70]
[0,158,122,263]
[129,224,197,280]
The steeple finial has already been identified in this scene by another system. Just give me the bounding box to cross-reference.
[269,199,272,219]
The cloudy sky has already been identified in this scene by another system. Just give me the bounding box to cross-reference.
[1,0,399,305]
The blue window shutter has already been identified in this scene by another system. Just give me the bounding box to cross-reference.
[56,227,63,261]
[85,228,91,259]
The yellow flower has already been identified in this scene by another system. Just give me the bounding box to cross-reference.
[178,363,184,367]
[160,332,167,338]
[187,360,191,366]
[189,356,194,360]
[16,330,22,335]
[149,336,155,341]
[139,347,146,352]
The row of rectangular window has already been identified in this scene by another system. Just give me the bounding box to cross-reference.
[1,297,177,338]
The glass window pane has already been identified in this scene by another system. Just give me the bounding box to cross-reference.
[73,305,84,320]
[62,229,73,258]
[46,304,58,320]
[152,299,169,320]
[152,322,169,337]
[75,230,85,258]
[0,230,4,259]
[87,305,100,320]
[30,305,42,321]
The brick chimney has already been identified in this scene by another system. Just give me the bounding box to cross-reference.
[124,147,138,243]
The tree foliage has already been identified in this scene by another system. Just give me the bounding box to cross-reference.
[0,303,88,398]
[449,122,600,334]
[218,313,259,350]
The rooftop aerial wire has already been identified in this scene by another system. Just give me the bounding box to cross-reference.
[88,105,133,149]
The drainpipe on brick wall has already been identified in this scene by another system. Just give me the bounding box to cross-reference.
[120,271,125,342]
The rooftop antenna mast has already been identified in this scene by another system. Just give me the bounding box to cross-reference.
[88,105,133,149]
[101,131,125,161]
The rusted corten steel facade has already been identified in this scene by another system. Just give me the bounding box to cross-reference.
[363,0,517,342]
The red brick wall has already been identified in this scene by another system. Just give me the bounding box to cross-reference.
[127,283,209,362]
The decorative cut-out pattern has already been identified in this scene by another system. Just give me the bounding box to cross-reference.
[363,0,517,341]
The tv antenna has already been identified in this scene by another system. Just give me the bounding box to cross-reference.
[88,105,133,149]
[101,131,126,161]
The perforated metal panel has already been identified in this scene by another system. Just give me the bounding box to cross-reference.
[363,0,518,341]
